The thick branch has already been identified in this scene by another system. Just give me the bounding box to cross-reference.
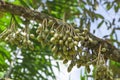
[0,1,120,63]
[88,33,120,63]
[0,1,53,22]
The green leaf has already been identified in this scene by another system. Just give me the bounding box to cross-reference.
[96,14,104,19]
[106,2,112,10]
[0,43,10,59]
[19,0,29,8]
[97,20,104,28]
[0,71,5,78]
[114,5,119,13]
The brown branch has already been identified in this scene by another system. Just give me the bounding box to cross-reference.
[0,1,120,63]
[88,32,120,63]
[0,0,54,22]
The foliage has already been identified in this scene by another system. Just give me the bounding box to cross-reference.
[0,0,120,80]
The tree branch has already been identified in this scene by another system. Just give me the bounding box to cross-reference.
[0,1,120,63]
[0,0,53,22]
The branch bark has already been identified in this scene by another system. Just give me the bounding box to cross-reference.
[0,1,120,63]
[0,0,53,22]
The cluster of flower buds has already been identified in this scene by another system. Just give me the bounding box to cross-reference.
[0,26,34,50]
[95,64,113,80]
[36,19,97,72]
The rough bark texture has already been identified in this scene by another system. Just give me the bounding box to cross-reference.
[0,1,120,63]
[0,1,53,22]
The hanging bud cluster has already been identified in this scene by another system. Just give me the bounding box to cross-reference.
[95,64,113,80]
[95,45,113,80]
[36,19,97,72]
[0,23,34,50]
[0,18,112,74]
